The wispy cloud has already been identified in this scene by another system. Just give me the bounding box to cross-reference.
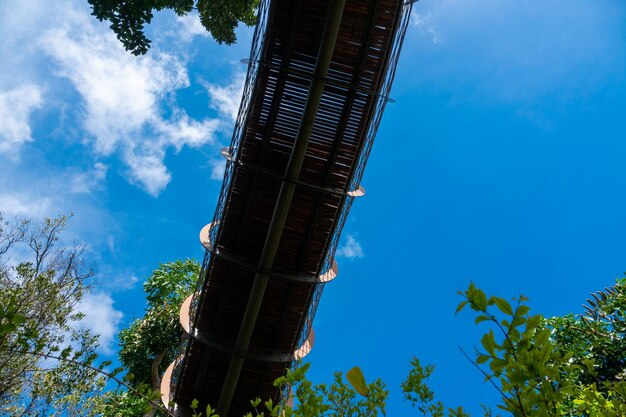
[176,12,211,42]
[0,191,51,217]
[410,12,441,44]
[114,274,139,290]
[205,71,246,124]
[96,265,139,291]
[209,159,226,181]
[0,84,43,158]
[406,0,625,104]
[336,234,364,259]
[70,162,108,194]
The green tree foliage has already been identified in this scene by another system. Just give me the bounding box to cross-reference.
[95,256,626,417]
[99,259,199,416]
[185,363,388,417]
[232,280,626,417]
[87,0,260,55]
[119,259,199,389]
[0,213,107,416]
[446,280,626,416]
[276,364,389,417]
[98,388,159,417]
[400,358,469,417]
[547,282,626,386]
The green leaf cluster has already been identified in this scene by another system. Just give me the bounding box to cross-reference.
[118,259,199,389]
[92,259,200,416]
[454,280,626,416]
[87,0,260,55]
[399,355,475,417]
[90,248,626,417]
[269,363,388,417]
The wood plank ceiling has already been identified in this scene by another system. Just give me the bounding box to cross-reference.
[161,0,412,415]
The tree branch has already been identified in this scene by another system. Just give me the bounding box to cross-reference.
[467,298,528,416]
[152,348,167,391]
[458,346,525,416]
[4,348,176,417]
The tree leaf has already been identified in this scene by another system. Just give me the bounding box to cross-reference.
[535,328,550,347]
[474,290,488,311]
[492,297,513,316]
[481,330,496,356]
[346,366,369,396]
[475,315,490,324]
[490,358,507,374]
[455,301,468,315]
[516,305,531,317]
[525,315,542,333]
[476,354,490,364]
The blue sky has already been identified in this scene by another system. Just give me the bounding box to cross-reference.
[2,0,626,414]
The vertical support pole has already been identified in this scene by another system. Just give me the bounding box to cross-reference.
[215,1,346,415]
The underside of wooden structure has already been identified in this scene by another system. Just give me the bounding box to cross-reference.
[161,0,412,415]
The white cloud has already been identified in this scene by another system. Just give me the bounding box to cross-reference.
[210,159,226,181]
[0,0,242,197]
[176,12,210,42]
[40,6,221,196]
[70,162,108,194]
[336,234,364,259]
[123,151,172,196]
[0,84,43,158]
[0,192,51,217]
[44,16,187,153]
[0,1,50,87]
[410,12,441,44]
[154,114,221,151]
[76,292,123,355]
[205,71,246,123]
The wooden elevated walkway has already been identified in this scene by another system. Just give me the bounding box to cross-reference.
[161,0,412,415]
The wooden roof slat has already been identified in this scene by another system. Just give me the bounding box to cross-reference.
[169,0,411,415]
